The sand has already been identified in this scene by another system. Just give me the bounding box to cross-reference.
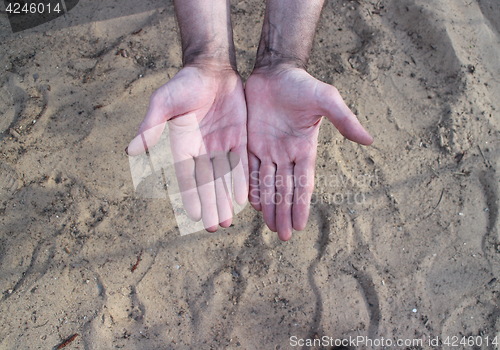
[0,0,499,349]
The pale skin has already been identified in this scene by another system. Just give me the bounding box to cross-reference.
[127,0,373,240]
[127,0,247,232]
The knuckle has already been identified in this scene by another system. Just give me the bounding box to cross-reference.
[150,87,171,109]
[152,89,165,102]
[149,91,161,107]
[329,86,341,99]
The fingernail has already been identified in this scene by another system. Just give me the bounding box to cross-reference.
[125,147,129,156]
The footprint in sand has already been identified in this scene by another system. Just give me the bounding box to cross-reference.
[0,75,22,137]
[0,162,21,201]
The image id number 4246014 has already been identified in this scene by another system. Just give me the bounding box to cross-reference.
[436,335,498,347]
[5,1,62,14]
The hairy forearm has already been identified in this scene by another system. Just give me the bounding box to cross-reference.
[174,0,236,69]
[255,0,325,70]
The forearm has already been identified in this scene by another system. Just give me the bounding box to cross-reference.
[255,0,325,70]
[174,0,236,69]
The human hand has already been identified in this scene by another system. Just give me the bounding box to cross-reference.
[127,65,248,232]
[245,66,373,241]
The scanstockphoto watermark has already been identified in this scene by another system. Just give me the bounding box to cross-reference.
[127,120,248,236]
[315,170,380,189]
[250,170,379,206]
[290,335,424,348]
[250,170,380,189]
[289,335,499,348]
[128,120,380,235]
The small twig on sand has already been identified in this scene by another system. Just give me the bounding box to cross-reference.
[55,333,78,349]
[131,251,142,272]
[477,145,491,168]
[423,188,445,219]
[432,188,445,211]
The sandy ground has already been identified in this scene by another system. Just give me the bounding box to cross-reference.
[0,0,499,349]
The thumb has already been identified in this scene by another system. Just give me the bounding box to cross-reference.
[127,84,181,156]
[317,83,374,146]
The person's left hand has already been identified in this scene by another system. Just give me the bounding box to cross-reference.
[245,66,373,241]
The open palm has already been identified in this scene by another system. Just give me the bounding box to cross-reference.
[246,67,373,241]
[127,66,248,232]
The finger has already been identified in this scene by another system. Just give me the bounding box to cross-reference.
[260,162,277,232]
[275,163,294,241]
[127,121,167,156]
[195,155,218,232]
[248,152,261,211]
[213,153,233,228]
[230,145,249,206]
[318,83,374,146]
[127,81,190,156]
[174,157,201,221]
[292,158,315,231]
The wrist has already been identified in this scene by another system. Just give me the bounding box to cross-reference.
[254,47,308,72]
[181,62,241,88]
[182,44,237,71]
[252,55,306,76]
[183,62,239,79]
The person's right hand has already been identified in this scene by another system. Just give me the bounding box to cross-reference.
[127,65,248,232]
